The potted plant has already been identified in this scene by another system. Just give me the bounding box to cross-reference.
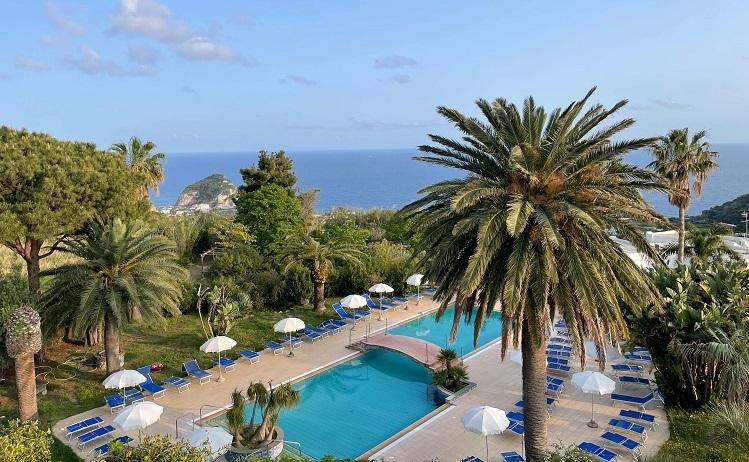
[432,348,469,396]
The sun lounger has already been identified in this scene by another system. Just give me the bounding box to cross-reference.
[301,328,324,342]
[546,349,571,358]
[506,420,524,436]
[501,451,524,462]
[547,376,565,386]
[163,376,190,393]
[92,435,133,456]
[136,366,166,400]
[506,411,524,422]
[266,340,285,355]
[600,430,642,457]
[390,296,409,304]
[547,344,572,352]
[546,356,569,365]
[550,336,572,344]
[77,425,116,449]
[214,356,236,372]
[624,353,652,362]
[607,418,648,440]
[618,375,655,388]
[319,320,344,334]
[362,294,395,311]
[307,325,329,337]
[182,359,212,385]
[547,362,572,375]
[630,346,649,354]
[546,381,564,397]
[577,442,619,462]
[610,391,663,409]
[64,416,104,439]
[611,363,643,375]
[619,409,657,429]
[281,335,304,348]
[238,349,260,364]
[333,303,367,321]
[461,457,484,462]
[105,389,144,413]
[515,397,557,412]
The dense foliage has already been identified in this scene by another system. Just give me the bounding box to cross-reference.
[235,184,304,253]
[103,434,208,461]
[691,192,749,229]
[0,265,30,369]
[0,419,53,462]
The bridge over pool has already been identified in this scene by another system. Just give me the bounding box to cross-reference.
[350,333,445,371]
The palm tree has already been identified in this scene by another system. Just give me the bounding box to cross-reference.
[111,137,166,200]
[4,305,42,421]
[402,88,665,459]
[251,382,300,444]
[649,129,718,263]
[41,218,187,374]
[661,226,738,265]
[226,390,246,448]
[279,233,364,312]
[246,381,269,428]
[707,401,749,453]
[436,347,457,371]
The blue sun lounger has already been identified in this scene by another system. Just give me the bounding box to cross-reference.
[607,418,648,440]
[92,435,133,457]
[266,340,285,355]
[547,344,572,352]
[546,349,571,358]
[163,376,190,393]
[618,375,655,388]
[320,320,345,334]
[362,294,395,311]
[333,303,367,321]
[547,362,572,375]
[182,359,212,385]
[612,363,643,375]
[105,389,144,413]
[546,356,569,365]
[301,328,324,342]
[506,420,524,436]
[624,353,652,362]
[600,430,642,457]
[501,451,524,462]
[461,457,484,462]
[630,346,649,354]
[547,376,565,386]
[515,397,557,412]
[214,356,236,372]
[77,425,116,448]
[611,391,663,409]
[238,349,260,364]
[506,411,524,422]
[619,409,657,429]
[65,416,104,439]
[389,296,409,305]
[546,381,564,397]
[136,366,166,400]
[577,442,619,462]
[550,336,572,344]
[281,335,304,348]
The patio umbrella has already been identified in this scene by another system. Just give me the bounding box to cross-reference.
[406,274,424,306]
[114,401,163,430]
[341,294,368,329]
[200,336,237,382]
[508,350,547,367]
[103,369,147,400]
[461,405,510,462]
[368,283,394,320]
[274,318,305,357]
[184,426,233,459]
[571,370,616,428]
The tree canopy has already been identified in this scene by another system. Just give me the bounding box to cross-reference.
[239,149,297,193]
[235,184,303,252]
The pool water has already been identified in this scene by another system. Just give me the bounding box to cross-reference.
[391,306,502,354]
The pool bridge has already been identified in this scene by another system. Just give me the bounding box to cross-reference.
[350,333,446,371]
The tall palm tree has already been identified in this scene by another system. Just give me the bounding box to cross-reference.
[649,129,718,263]
[402,88,665,459]
[250,382,300,444]
[111,137,166,200]
[41,218,187,374]
[279,233,364,312]
[226,390,246,448]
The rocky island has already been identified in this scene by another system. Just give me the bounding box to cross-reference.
[163,174,238,214]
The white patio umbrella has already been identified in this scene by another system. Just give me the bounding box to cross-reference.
[274,317,305,357]
[341,294,368,329]
[114,401,163,430]
[462,405,510,462]
[406,273,424,306]
[103,369,146,400]
[200,336,237,382]
[184,426,233,459]
[571,370,616,428]
[509,350,547,367]
[368,283,394,320]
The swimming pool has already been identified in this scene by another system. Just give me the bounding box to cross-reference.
[391,306,502,355]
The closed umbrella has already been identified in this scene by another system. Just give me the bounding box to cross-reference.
[103,369,146,400]
[462,406,510,462]
[185,426,233,459]
[368,283,394,320]
[571,370,616,428]
[274,317,305,357]
[406,274,424,306]
[341,294,368,329]
[200,336,237,382]
[114,401,163,430]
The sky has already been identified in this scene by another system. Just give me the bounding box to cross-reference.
[1,1,748,152]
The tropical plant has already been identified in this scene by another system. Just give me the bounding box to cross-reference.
[402,89,665,459]
[246,381,270,430]
[707,401,749,454]
[436,348,457,371]
[649,128,718,263]
[250,382,300,444]
[0,267,31,370]
[660,226,738,265]
[104,434,208,461]
[235,184,304,253]
[4,305,42,421]
[433,365,469,392]
[226,389,246,448]
[110,137,166,199]
[195,285,250,338]
[279,233,365,312]
[41,218,187,374]
[0,419,53,462]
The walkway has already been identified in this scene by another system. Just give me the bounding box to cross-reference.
[354,333,443,370]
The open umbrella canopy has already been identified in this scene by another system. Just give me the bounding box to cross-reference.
[184,426,233,456]
[114,401,163,430]
[461,405,510,435]
[369,283,394,293]
[406,274,424,286]
[340,294,367,309]
[200,336,237,353]
[273,317,305,333]
[572,371,616,395]
[508,351,523,365]
[102,369,146,389]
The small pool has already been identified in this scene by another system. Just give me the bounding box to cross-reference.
[391,305,502,355]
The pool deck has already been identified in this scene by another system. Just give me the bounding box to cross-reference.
[372,342,669,461]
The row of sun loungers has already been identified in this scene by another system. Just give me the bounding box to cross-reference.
[65,417,134,456]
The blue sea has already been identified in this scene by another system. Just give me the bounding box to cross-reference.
[152,144,748,216]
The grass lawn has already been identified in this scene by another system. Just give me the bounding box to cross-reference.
[0,302,337,462]
[655,408,742,461]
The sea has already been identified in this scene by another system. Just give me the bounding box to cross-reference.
[151,144,749,217]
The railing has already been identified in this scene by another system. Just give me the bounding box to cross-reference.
[283,440,304,458]
[199,403,228,422]
[175,412,195,437]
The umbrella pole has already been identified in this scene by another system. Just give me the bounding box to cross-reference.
[378,295,383,321]
[217,351,224,382]
[288,335,294,357]
[587,394,598,428]
[485,435,489,462]
[417,285,420,306]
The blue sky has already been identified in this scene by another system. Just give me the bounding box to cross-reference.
[1,1,747,152]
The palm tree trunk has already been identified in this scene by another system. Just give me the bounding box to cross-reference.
[678,205,686,263]
[521,319,548,460]
[313,280,325,312]
[14,353,38,421]
[104,312,122,375]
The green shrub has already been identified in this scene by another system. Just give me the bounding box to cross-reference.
[104,434,208,461]
[282,264,313,306]
[0,419,53,462]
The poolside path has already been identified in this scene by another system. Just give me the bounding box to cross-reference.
[354,334,444,370]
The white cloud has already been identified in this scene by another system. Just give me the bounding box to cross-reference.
[281,74,318,86]
[648,99,691,110]
[174,37,253,65]
[373,54,418,69]
[62,45,155,77]
[43,2,84,36]
[127,43,161,66]
[15,56,50,71]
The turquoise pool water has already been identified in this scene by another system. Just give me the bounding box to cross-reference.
[391,306,502,355]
